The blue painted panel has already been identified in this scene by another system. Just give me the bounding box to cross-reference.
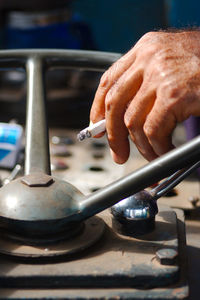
[4,18,96,50]
[72,0,167,53]
[166,0,200,27]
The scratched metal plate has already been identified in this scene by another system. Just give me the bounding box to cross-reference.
[0,205,188,299]
[0,216,105,259]
[0,126,189,299]
[0,205,181,287]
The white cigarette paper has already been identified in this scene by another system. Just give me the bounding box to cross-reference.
[77,119,106,141]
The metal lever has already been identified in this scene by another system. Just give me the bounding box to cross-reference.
[25,57,50,175]
[150,160,200,200]
[111,160,200,235]
[0,49,122,237]
[0,49,200,239]
[3,164,22,185]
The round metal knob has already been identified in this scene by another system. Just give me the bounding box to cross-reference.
[111,190,158,236]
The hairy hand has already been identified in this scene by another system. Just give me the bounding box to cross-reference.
[90,31,200,163]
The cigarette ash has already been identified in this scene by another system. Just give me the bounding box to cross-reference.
[77,130,91,142]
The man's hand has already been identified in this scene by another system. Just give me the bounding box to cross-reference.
[90,31,200,163]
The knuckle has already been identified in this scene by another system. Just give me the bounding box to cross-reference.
[112,59,125,71]
[158,81,180,99]
[167,86,180,99]
[140,31,157,42]
[100,60,125,87]
[135,32,157,53]
[124,114,134,130]
[144,31,156,38]
[158,81,171,95]
[137,31,163,49]
[154,47,171,62]
[143,122,157,140]
[105,91,115,111]
[138,43,159,64]
[105,80,121,108]
[107,134,117,147]
[147,42,161,55]
[136,42,163,67]
[100,71,110,87]
[136,42,159,59]
[124,108,144,132]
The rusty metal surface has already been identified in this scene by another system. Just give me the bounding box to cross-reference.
[183,211,200,300]
[0,205,188,299]
[0,124,195,298]
[0,216,105,259]
[0,287,189,300]
[0,205,181,287]
[0,126,191,298]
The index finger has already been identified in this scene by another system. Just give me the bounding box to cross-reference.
[90,49,136,123]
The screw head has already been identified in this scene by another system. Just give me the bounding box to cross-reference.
[21,172,53,187]
[156,248,178,265]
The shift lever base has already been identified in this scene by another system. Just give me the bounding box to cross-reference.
[0,216,105,261]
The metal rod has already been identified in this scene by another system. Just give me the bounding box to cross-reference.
[0,49,121,71]
[79,135,200,219]
[3,164,22,185]
[150,160,200,200]
[0,49,121,176]
[25,57,51,175]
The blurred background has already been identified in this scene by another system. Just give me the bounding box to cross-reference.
[0,0,199,130]
[0,0,199,52]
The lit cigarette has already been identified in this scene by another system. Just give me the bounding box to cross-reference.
[77,119,106,141]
